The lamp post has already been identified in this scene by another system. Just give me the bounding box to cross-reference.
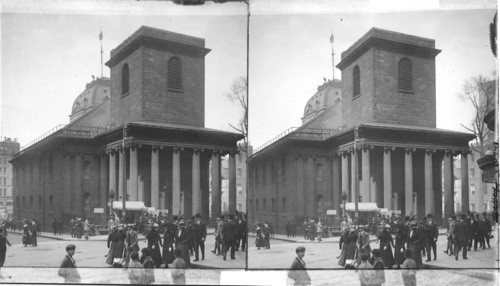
[341,191,347,219]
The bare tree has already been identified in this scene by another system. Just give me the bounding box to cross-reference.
[458,74,496,157]
[225,76,248,153]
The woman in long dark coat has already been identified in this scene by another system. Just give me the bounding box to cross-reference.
[394,222,406,268]
[113,225,126,260]
[407,222,422,267]
[345,227,358,263]
[255,223,265,249]
[378,224,395,268]
[162,221,175,268]
[337,228,349,266]
[146,224,163,267]
[105,226,118,265]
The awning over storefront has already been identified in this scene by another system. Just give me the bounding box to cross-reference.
[111,201,147,211]
[344,202,379,212]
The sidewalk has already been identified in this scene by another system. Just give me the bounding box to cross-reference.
[250,227,448,244]
[8,228,216,242]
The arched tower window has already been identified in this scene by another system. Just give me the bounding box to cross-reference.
[353,65,360,98]
[167,57,182,91]
[121,63,130,96]
[398,58,413,92]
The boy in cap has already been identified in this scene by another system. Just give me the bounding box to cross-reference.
[288,246,311,286]
[171,248,187,285]
[127,251,144,284]
[58,244,81,283]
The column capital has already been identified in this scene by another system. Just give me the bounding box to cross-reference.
[212,149,221,157]
[361,144,373,152]
[173,146,184,154]
[383,146,395,154]
[425,148,436,155]
[152,145,163,152]
[461,149,471,156]
[405,147,416,155]
[445,149,455,157]
[229,150,238,157]
[193,147,201,155]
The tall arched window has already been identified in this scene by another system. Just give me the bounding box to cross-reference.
[121,63,130,95]
[167,57,182,91]
[353,65,360,97]
[38,195,42,211]
[263,199,267,212]
[398,58,413,92]
[30,196,33,210]
[255,199,259,212]
[49,195,53,210]
[22,196,25,209]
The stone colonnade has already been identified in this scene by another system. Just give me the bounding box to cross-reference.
[335,144,469,218]
[104,144,238,220]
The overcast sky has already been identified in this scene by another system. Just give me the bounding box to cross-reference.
[0,1,247,147]
[249,4,497,148]
[0,0,498,152]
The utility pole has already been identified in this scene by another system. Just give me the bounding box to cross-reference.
[121,124,127,222]
[354,125,359,226]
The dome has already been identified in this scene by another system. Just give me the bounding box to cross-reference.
[70,77,111,122]
[302,79,342,124]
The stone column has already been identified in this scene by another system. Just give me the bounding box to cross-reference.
[306,156,315,216]
[362,146,371,202]
[425,149,434,215]
[296,155,305,216]
[211,151,221,220]
[461,152,470,214]
[383,147,393,209]
[100,154,108,209]
[350,150,357,202]
[151,146,160,209]
[332,154,342,215]
[228,151,237,213]
[443,150,454,218]
[118,149,125,200]
[109,152,116,199]
[405,148,414,216]
[130,146,138,201]
[192,148,201,215]
[341,152,349,201]
[172,147,181,216]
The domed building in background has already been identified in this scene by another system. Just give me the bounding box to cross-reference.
[70,77,110,122]
[302,79,342,125]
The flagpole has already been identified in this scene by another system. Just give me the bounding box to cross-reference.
[330,29,335,80]
[100,28,103,78]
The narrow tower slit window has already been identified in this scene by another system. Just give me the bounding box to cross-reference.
[168,57,182,91]
[353,65,360,98]
[398,58,413,92]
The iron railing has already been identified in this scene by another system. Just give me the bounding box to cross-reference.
[253,127,338,155]
[21,124,110,151]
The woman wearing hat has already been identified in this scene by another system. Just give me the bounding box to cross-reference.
[337,227,349,266]
[377,224,395,268]
[344,226,358,266]
[146,223,163,267]
[105,225,118,265]
[407,221,422,267]
[113,224,127,263]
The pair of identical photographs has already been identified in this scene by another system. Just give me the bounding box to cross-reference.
[1,0,498,285]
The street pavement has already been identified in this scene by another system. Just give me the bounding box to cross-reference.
[248,228,499,270]
[4,228,245,269]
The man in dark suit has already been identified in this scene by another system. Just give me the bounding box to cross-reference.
[468,213,478,251]
[453,214,469,260]
[482,212,492,248]
[221,213,237,260]
[240,214,247,251]
[193,214,207,261]
[425,213,439,261]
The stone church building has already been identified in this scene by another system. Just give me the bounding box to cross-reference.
[11,26,242,229]
[248,28,474,233]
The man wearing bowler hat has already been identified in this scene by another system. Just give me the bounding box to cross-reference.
[193,213,207,261]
